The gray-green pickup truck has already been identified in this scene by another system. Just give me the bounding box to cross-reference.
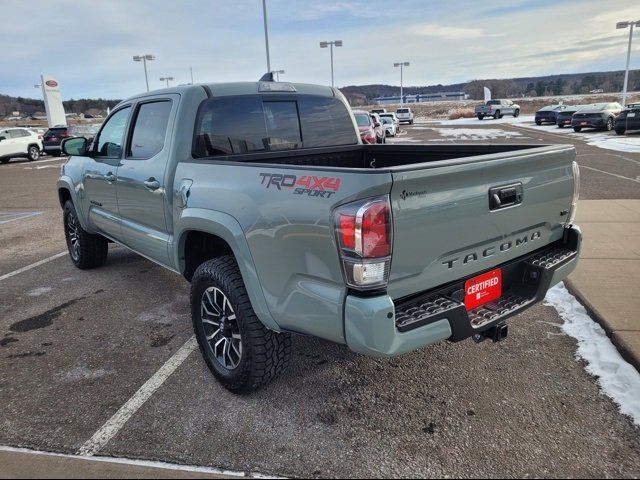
[57,80,581,393]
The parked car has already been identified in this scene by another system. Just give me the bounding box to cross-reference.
[42,126,71,155]
[370,113,386,143]
[396,107,414,124]
[380,116,397,137]
[555,105,589,128]
[614,103,640,135]
[57,79,581,393]
[535,105,567,125]
[0,127,43,163]
[571,102,623,132]
[379,112,400,130]
[354,110,377,144]
[475,100,520,120]
[371,108,387,115]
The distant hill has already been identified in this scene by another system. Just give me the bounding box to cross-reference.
[340,69,640,105]
[0,95,121,118]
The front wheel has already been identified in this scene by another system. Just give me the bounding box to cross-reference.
[513,109,520,117]
[493,110,501,119]
[0,158,9,164]
[605,117,613,131]
[27,145,40,162]
[191,256,292,394]
[535,120,542,125]
[573,126,582,132]
[63,200,108,269]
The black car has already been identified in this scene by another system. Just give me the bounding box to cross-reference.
[534,105,567,125]
[571,102,623,132]
[614,103,640,135]
[555,105,588,128]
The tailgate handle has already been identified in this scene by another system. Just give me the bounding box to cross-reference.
[489,183,523,210]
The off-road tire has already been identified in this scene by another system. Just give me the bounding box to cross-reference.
[27,145,40,161]
[63,200,108,269]
[191,256,292,394]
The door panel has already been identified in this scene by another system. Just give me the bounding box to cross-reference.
[116,98,175,266]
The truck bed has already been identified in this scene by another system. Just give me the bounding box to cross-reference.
[189,144,551,171]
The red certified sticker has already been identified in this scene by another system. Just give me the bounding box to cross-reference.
[45,80,58,87]
[464,268,502,310]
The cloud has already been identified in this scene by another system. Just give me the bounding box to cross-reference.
[408,24,499,40]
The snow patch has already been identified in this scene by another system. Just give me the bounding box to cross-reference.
[436,114,535,126]
[544,283,640,425]
[587,135,640,153]
[59,366,109,382]
[27,287,52,297]
[429,128,523,140]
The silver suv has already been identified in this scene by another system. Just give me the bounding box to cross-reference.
[396,107,414,124]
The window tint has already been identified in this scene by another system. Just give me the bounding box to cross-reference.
[194,96,267,157]
[297,96,358,148]
[129,101,172,158]
[263,101,301,150]
[95,107,130,157]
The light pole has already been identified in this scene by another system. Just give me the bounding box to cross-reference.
[133,54,156,92]
[262,0,271,72]
[270,69,285,81]
[616,20,640,106]
[319,40,343,88]
[160,76,174,88]
[190,67,194,85]
[394,62,410,105]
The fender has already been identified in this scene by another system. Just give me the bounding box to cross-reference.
[57,175,94,232]
[173,207,280,332]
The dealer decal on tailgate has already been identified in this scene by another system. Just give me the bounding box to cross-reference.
[464,268,502,310]
[259,173,341,198]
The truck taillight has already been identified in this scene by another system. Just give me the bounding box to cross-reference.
[566,161,580,227]
[334,196,392,290]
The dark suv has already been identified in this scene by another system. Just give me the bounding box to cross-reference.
[43,124,101,155]
[614,103,640,135]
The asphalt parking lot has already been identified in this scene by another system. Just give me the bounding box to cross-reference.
[1,121,639,478]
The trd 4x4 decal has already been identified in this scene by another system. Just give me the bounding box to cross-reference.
[259,173,341,198]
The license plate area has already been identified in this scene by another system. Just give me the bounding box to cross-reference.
[464,268,502,310]
[580,121,588,126]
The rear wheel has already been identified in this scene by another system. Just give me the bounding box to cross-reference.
[63,200,108,269]
[558,124,565,128]
[615,127,626,136]
[493,110,501,119]
[573,126,582,132]
[477,114,485,120]
[191,256,292,393]
[535,120,542,125]
[0,158,9,164]
[27,145,40,161]
[604,117,614,131]
[513,109,520,117]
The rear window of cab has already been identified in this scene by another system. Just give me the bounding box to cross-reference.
[193,94,358,158]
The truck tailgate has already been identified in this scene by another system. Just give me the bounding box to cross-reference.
[387,145,576,300]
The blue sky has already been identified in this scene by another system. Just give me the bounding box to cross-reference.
[0,0,638,100]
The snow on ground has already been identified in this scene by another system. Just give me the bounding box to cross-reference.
[427,128,523,141]
[545,283,640,425]
[420,115,536,127]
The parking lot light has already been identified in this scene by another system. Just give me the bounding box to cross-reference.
[133,54,156,92]
[616,20,640,106]
[160,76,175,88]
[319,40,343,88]
[394,62,410,105]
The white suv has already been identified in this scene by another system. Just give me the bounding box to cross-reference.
[0,128,43,163]
[396,107,414,125]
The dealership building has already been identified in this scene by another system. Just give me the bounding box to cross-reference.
[374,91,468,105]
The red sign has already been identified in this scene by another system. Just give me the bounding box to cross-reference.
[45,80,58,87]
[464,268,502,310]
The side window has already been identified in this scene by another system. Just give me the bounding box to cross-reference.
[298,96,358,148]
[8,130,22,138]
[95,107,131,157]
[128,101,172,158]
[193,96,267,157]
[262,101,301,150]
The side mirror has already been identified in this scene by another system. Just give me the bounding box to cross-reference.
[62,137,88,156]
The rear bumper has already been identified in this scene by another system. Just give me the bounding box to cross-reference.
[344,225,581,357]
[572,118,605,128]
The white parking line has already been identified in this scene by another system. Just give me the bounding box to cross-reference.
[0,211,43,224]
[77,336,198,456]
[0,251,67,282]
[580,165,640,183]
[0,445,279,478]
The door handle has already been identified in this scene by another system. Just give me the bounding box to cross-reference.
[144,178,161,190]
[105,172,116,183]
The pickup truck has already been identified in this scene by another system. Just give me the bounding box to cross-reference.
[57,80,581,393]
[475,99,520,120]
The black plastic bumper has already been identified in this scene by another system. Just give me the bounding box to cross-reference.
[394,227,581,341]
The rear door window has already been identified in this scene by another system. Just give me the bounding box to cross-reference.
[297,96,358,148]
[263,101,301,150]
[128,101,172,158]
